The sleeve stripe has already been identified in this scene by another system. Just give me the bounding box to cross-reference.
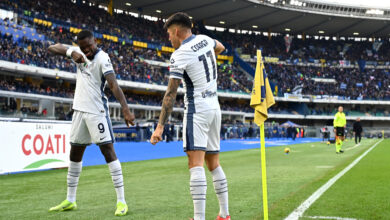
[103,70,115,76]
[170,75,183,79]
[170,71,183,77]
[170,73,183,79]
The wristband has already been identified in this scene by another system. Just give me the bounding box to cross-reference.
[66,48,74,58]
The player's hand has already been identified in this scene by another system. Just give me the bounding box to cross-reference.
[71,51,85,63]
[150,124,163,145]
[334,129,336,133]
[123,109,135,127]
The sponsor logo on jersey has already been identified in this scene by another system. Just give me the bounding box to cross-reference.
[201,90,217,98]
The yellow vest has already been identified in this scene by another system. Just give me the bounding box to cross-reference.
[333,112,346,127]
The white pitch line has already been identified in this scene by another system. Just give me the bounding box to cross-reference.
[305,216,357,220]
[345,144,360,151]
[285,139,383,220]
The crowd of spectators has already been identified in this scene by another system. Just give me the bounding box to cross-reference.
[0,29,251,92]
[0,79,73,98]
[0,77,242,110]
[0,0,169,45]
[0,33,77,72]
[2,27,390,100]
[2,76,388,117]
[266,63,390,100]
[1,0,390,100]
[211,29,390,63]
[3,0,390,63]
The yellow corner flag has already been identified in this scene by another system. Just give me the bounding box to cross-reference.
[250,50,275,125]
[250,50,275,220]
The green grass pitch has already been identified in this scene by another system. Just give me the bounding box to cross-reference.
[0,138,388,220]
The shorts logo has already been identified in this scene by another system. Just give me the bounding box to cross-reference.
[170,58,175,64]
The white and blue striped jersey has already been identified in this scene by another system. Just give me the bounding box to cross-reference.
[71,47,113,116]
[169,34,220,114]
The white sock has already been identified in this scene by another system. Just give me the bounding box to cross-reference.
[211,166,229,218]
[190,166,207,220]
[66,161,82,203]
[108,160,126,204]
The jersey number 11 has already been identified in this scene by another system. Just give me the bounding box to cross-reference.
[198,50,216,82]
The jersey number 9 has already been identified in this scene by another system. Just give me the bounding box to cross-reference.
[98,123,105,133]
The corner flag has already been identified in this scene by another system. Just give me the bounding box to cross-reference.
[250,50,275,220]
[250,50,275,125]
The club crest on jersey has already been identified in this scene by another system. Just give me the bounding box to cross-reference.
[79,64,91,76]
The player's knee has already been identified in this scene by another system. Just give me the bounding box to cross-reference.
[205,155,220,171]
[187,157,204,168]
[206,161,219,171]
[188,160,202,168]
[99,144,117,163]
[69,145,86,162]
[69,154,83,162]
[102,150,117,163]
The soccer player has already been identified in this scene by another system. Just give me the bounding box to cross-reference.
[333,106,346,153]
[150,12,230,220]
[353,117,363,145]
[47,30,134,216]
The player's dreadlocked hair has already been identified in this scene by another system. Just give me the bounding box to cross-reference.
[77,30,94,41]
[164,12,192,30]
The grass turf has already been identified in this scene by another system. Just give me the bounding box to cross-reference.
[0,138,384,220]
[302,139,390,220]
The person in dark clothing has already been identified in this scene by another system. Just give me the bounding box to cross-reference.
[154,122,158,130]
[353,118,363,144]
[287,126,292,139]
[163,121,172,143]
[170,123,175,141]
[321,127,329,142]
[292,127,297,141]
[221,124,227,140]
[248,125,254,139]
[136,123,141,142]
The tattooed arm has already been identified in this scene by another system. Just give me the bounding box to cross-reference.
[150,78,181,145]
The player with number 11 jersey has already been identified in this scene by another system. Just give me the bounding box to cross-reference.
[169,34,220,114]
[150,12,230,220]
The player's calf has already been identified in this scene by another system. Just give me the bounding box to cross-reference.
[190,166,207,220]
[211,166,230,219]
[99,143,118,163]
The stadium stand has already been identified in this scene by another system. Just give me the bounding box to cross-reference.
[0,0,389,129]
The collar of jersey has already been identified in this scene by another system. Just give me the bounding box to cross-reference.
[181,34,196,45]
[90,48,102,61]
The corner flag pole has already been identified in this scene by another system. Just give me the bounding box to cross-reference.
[250,49,274,220]
[260,123,269,220]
